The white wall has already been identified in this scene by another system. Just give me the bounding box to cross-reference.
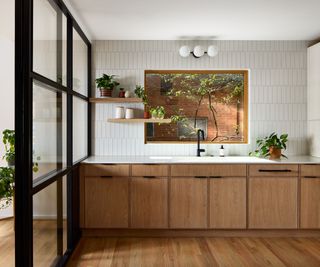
[307,42,320,157]
[92,40,308,156]
[0,0,15,218]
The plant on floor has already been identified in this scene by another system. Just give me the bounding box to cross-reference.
[0,167,14,209]
[249,132,288,159]
[95,74,120,97]
[0,129,40,209]
[2,129,15,166]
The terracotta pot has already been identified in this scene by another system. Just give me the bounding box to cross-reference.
[100,87,113,97]
[269,146,281,159]
[144,111,150,119]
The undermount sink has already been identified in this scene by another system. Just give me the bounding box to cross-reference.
[148,156,271,163]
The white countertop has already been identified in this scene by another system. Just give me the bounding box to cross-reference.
[82,155,320,164]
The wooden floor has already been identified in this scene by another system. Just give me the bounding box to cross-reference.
[0,218,63,267]
[68,236,320,267]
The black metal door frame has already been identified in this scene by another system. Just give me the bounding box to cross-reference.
[15,0,91,266]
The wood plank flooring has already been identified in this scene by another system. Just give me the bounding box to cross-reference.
[68,236,320,267]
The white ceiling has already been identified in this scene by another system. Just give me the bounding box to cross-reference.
[69,0,320,40]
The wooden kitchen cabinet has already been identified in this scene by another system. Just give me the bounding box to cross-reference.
[84,176,129,228]
[301,177,320,228]
[248,177,298,229]
[209,177,246,229]
[170,177,207,228]
[131,177,168,228]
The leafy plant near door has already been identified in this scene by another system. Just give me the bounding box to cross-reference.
[249,132,288,159]
[95,74,120,97]
[0,129,40,209]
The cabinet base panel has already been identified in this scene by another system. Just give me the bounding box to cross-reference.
[82,229,320,238]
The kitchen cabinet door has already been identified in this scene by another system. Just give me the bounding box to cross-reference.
[170,178,207,228]
[249,177,298,229]
[84,176,129,228]
[209,177,246,229]
[131,177,168,228]
[301,177,320,228]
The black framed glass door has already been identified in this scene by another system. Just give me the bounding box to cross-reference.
[15,0,91,265]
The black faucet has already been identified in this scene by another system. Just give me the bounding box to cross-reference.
[197,129,205,157]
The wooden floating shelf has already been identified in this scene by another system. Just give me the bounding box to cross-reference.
[107,118,172,123]
[90,97,142,103]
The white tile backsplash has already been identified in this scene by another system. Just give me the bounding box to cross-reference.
[92,40,308,156]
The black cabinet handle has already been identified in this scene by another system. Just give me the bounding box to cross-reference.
[195,176,207,179]
[101,175,113,178]
[143,176,156,179]
[258,169,292,172]
[305,176,317,179]
[209,176,222,179]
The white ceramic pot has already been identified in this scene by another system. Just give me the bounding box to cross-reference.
[115,106,125,119]
[124,91,131,98]
[125,108,134,119]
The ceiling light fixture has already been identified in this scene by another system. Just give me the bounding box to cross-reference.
[179,45,218,58]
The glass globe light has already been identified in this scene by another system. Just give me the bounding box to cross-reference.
[179,46,191,57]
[207,45,218,57]
[193,45,205,58]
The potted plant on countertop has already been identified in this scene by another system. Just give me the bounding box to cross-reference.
[134,85,150,119]
[95,74,120,97]
[249,132,288,159]
[150,106,165,119]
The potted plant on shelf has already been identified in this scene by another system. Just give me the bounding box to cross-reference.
[95,74,120,97]
[249,132,288,159]
[134,85,150,119]
[150,106,165,119]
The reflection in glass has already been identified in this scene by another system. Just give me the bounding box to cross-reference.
[73,97,88,162]
[33,176,66,266]
[33,0,67,84]
[33,182,57,266]
[33,81,67,181]
[73,29,88,96]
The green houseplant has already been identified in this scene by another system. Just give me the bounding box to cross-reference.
[2,129,15,167]
[150,106,165,119]
[95,74,120,97]
[0,129,40,209]
[249,132,288,159]
[134,85,150,118]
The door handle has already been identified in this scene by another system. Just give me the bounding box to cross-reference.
[143,176,156,179]
[195,176,207,179]
[258,169,292,172]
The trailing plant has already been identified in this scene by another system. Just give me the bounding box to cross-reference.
[150,106,165,119]
[134,85,148,105]
[249,132,288,158]
[0,167,14,209]
[95,74,120,89]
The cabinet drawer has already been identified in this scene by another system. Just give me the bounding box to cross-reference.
[171,164,246,177]
[301,165,320,177]
[131,164,169,177]
[249,164,298,177]
[84,164,129,177]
